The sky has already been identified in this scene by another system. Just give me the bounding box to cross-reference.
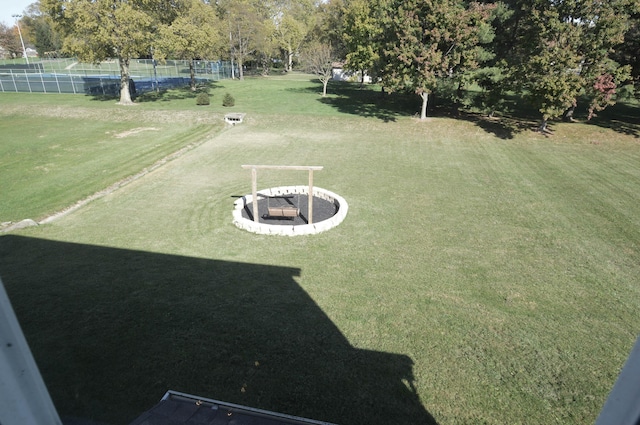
[1,0,35,27]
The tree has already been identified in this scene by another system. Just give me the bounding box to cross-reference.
[253,18,279,75]
[586,72,617,120]
[520,5,583,131]
[379,0,495,120]
[469,2,515,117]
[271,0,316,72]
[492,0,634,131]
[610,9,640,100]
[42,0,158,104]
[218,0,267,80]
[21,2,63,57]
[300,41,334,96]
[0,23,23,59]
[275,14,306,72]
[475,65,509,117]
[565,0,633,121]
[156,0,222,90]
[443,1,496,115]
[342,0,382,87]
[309,0,346,58]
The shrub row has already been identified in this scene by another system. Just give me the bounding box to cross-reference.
[196,92,235,107]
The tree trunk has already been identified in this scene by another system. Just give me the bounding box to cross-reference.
[118,56,134,105]
[322,79,328,97]
[238,55,244,80]
[563,104,576,122]
[236,25,244,80]
[287,43,293,72]
[261,55,270,76]
[420,92,429,120]
[189,59,196,91]
[538,117,548,132]
[453,81,464,116]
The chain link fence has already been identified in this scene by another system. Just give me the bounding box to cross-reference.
[0,58,237,95]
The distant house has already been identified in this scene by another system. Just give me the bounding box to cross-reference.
[331,62,371,83]
[0,46,38,60]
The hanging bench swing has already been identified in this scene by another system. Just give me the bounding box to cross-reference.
[266,193,300,218]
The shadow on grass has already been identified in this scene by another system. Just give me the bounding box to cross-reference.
[290,81,419,122]
[135,83,220,103]
[320,82,640,139]
[587,100,640,138]
[465,95,640,139]
[0,235,438,425]
[314,82,546,132]
[458,112,541,139]
[86,82,220,103]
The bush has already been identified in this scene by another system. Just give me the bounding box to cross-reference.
[222,93,235,107]
[196,92,210,106]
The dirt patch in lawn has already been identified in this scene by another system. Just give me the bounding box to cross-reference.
[112,127,159,138]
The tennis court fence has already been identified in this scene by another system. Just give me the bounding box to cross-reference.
[0,58,236,95]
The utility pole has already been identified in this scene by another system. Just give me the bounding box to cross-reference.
[11,15,29,65]
[230,31,235,79]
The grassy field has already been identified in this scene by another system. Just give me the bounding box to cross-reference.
[1,75,639,425]
[0,96,222,222]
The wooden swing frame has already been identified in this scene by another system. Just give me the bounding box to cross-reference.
[241,165,324,224]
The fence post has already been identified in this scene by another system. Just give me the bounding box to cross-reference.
[24,70,32,93]
[54,72,61,94]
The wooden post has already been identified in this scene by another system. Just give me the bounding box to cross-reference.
[241,165,324,224]
[308,169,314,224]
[251,166,258,222]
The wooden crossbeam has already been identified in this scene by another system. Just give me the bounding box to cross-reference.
[241,165,323,171]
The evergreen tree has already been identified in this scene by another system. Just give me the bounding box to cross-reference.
[21,3,62,58]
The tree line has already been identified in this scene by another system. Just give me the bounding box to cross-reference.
[3,0,639,128]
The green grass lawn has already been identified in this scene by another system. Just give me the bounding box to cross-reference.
[1,74,639,425]
[0,93,224,222]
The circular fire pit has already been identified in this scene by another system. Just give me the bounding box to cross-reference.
[233,186,348,236]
